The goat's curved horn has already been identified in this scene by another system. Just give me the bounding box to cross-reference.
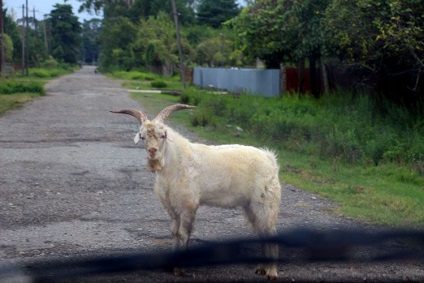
[110,109,147,124]
[154,104,196,123]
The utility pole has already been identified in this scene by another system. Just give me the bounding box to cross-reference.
[32,7,38,35]
[21,4,25,75]
[171,0,186,89]
[0,0,4,75]
[43,15,48,56]
[25,0,29,75]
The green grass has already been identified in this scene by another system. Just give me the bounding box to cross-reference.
[129,90,424,229]
[0,93,44,115]
[279,151,424,227]
[0,66,73,115]
[110,70,185,91]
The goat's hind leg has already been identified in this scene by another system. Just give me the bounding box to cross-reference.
[244,204,279,280]
[263,229,279,280]
[242,206,268,276]
[257,205,279,280]
[254,230,278,279]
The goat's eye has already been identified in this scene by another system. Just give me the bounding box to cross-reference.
[140,136,145,140]
[160,135,166,139]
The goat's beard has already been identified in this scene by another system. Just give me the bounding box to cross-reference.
[147,143,167,172]
[147,158,163,172]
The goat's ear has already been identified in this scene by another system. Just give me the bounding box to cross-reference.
[134,133,141,144]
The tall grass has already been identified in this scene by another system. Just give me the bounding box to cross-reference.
[0,80,45,115]
[0,81,44,95]
[180,89,424,174]
[23,65,76,79]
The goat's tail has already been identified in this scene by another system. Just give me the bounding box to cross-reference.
[261,148,280,171]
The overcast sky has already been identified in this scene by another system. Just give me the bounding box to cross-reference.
[5,0,246,22]
[5,0,102,21]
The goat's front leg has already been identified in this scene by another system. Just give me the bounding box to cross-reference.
[173,204,198,277]
[178,208,196,249]
[170,218,181,251]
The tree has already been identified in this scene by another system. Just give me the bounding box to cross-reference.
[2,34,13,62]
[197,0,240,28]
[3,9,21,62]
[81,19,101,64]
[195,34,233,67]
[230,0,423,108]
[49,3,82,64]
[325,0,424,108]
[132,11,195,73]
[138,12,178,68]
[230,0,330,96]
[11,9,47,67]
[97,16,137,69]
[79,0,196,24]
[231,0,329,66]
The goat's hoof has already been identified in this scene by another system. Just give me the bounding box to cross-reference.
[173,267,185,276]
[266,270,279,281]
[256,266,278,280]
[267,274,278,281]
[255,266,266,275]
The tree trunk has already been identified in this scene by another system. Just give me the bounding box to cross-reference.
[321,58,329,94]
[298,59,305,94]
[310,55,319,98]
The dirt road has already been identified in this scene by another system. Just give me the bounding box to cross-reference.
[0,66,422,282]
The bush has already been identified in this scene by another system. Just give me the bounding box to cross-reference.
[151,80,167,88]
[41,56,59,68]
[180,89,204,105]
[0,81,44,94]
[144,75,156,81]
[182,89,424,171]
[29,69,50,78]
[28,68,70,78]
[112,71,145,80]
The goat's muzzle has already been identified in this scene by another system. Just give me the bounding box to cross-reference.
[148,148,158,158]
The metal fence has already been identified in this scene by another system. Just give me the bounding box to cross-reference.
[193,67,281,97]
[1,228,423,282]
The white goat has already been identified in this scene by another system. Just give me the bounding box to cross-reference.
[111,104,281,279]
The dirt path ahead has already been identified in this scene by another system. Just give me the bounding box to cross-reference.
[0,66,422,282]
